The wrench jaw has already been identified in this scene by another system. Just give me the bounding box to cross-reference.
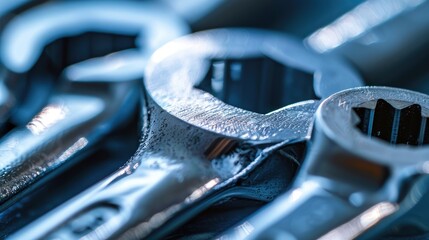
[10,28,362,239]
[148,28,361,111]
[220,86,429,240]
[123,28,361,238]
[145,28,361,143]
[0,52,142,210]
[0,1,190,75]
[0,1,189,127]
[10,29,322,239]
[0,0,189,211]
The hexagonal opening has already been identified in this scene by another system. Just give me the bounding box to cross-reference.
[353,99,429,146]
[196,56,316,114]
[45,32,137,70]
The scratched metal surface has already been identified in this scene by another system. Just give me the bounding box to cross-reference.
[3,1,429,239]
[145,29,361,143]
[8,27,327,239]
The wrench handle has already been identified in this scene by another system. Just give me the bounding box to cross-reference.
[10,157,217,240]
[220,180,396,240]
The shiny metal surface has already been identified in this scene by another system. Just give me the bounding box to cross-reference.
[9,28,363,240]
[0,52,140,207]
[2,1,429,239]
[220,86,429,239]
[306,0,429,85]
[0,1,188,208]
[0,1,189,126]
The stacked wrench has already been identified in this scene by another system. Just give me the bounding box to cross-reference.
[5,0,428,239]
[220,86,429,240]
[9,28,362,239]
[0,1,188,210]
[167,0,429,236]
[216,1,429,238]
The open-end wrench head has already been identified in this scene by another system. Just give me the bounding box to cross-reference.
[0,1,189,73]
[145,28,362,143]
[0,0,189,208]
[10,28,363,240]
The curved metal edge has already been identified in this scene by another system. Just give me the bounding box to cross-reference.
[145,28,361,143]
[317,86,429,167]
[0,1,189,73]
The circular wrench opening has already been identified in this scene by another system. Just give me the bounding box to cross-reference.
[318,87,429,163]
[353,99,429,146]
[145,29,362,145]
[196,56,316,114]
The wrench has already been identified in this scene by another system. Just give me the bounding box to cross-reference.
[0,1,188,127]
[307,0,429,87]
[9,28,362,240]
[305,0,429,236]
[0,51,140,208]
[220,86,429,239]
[0,1,188,208]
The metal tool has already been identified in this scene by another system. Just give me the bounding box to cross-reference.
[0,1,188,208]
[304,0,429,236]
[306,0,429,86]
[9,28,362,240]
[0,51,140,208]
[0,1,188,127]
[155,2,429,236]
[220,86,429,240]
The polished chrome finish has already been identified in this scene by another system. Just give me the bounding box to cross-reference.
[220,86,429,240]
[10,28,363,240]
[0,52,140,207]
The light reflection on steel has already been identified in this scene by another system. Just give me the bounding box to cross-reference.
[220,87,429,240]
[10,28,362,240]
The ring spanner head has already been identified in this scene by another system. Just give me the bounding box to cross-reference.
[221,86,429,240]
[0,1,188,208]
[10,28,362,239]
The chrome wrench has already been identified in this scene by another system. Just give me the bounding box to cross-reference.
[305,0,429,236]
[0,0,188,126]
[10,28,362,240]
[220,86,429,240]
